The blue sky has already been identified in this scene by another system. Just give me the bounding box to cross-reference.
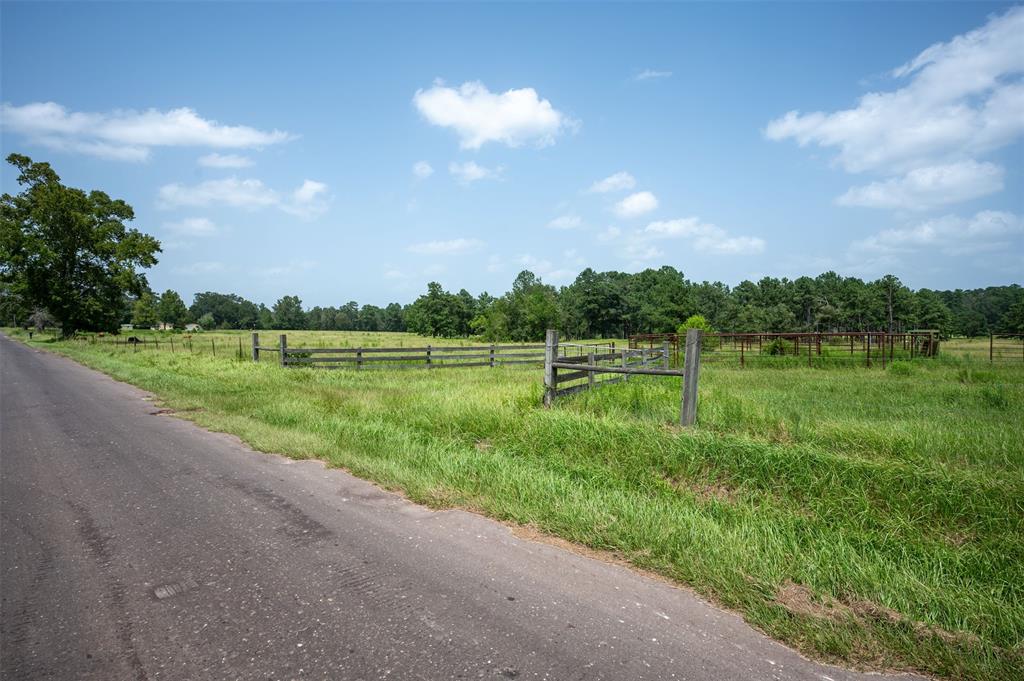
[2,1,1022,307]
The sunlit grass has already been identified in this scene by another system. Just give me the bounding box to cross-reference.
[8,327,1022,680]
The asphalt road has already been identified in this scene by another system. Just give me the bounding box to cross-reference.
[0,334,921,681]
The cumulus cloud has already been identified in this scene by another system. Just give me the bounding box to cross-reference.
[852,210,1022,256]
[614,191,659,218]
[765,6,1024,209]
[413,80,576,149]
[640,217,766,255]
[635,70,672,81]
[157,177,328,218]
[198,153,253,168]
[407,238,484,255]
[164,217,219,237]
[449,160,502,184]
[588,171,636,193]
[837,161,1004,210]
[412,161,434,178]
[0,102,293,162]
[547,214,582,230]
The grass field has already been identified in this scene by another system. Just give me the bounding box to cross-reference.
[6,328,1022,680]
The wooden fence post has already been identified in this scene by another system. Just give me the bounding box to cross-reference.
[426,344,432,368]
[680,329,703,427]
[279,334,287,367]
[662,340,670,369]
[621,349,629,382]
[990,333,994,363]
[543,329,558,407]
[588,350,596,390]
[489,344,495,368]
[356,348,363,370]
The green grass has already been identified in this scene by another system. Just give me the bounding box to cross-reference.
[7,328,1022,679]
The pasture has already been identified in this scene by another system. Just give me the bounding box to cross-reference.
[7,328,1023,680]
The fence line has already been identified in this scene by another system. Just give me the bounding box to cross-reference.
[544,329,703,426]
[630,331,940,368]
[258,333,612,370]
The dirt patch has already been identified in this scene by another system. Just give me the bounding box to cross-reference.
[775,580,981,647]
[662,474,738,503]
[775,580,851,622]
[474,439,493,452]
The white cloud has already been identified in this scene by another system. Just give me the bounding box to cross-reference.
[641,217,766,255]
[164,217,219,237]
[412,161,434,178]
[413,80,576,149]
[624,243,664,263]
[588,171,636,193]
[836,161,1003,210]
[157,177,329,218]
[547,214,582,230]
[158,178,279,209]
[0,102,293,162]
[614,191,659,218]
[852,210,1022,256]
[518,255,575,283]
[765,7,1024,210]
[635,70,672,81]
[198,153,253,168]
[407,238,484,255]
[449,160,502,183]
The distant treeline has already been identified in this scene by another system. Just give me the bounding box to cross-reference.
[117,268,1023,341]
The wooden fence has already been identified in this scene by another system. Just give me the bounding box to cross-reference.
[544,329,703,426]
[254,333,613,370]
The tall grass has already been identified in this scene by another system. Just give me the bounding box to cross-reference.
[10,328,1022,680]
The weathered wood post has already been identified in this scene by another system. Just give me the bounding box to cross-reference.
[426,344,432,368]
[279,334,287,367]
[356,348,363,370]
[680,329,703,427]
[620,349,629,382]
[662,340,670,369]
[990,333,994,362]
[489,344,496,368]
[543,329,558,407]
[588,350,596,390]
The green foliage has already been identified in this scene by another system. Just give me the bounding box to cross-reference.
[0,154,160,335]
[131,292,158,328]
[157,289,189,328]
[272,295,306,330]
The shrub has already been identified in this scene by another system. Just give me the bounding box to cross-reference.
[677,314,716,351]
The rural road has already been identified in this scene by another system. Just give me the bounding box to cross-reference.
[0,334,922,681]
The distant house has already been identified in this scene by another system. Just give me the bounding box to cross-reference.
[120,323,134,331]
[154,322,174,331]
[184,323,202,332]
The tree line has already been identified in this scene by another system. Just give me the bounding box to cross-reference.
[3,154,1021,340]
[106,267,1022,341]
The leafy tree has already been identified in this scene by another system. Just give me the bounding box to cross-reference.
[131,292,159,328]
[272,295,306,329]
[999,298,1024,334]
[197,312,215,329]
[0,154,160,335]
[157,289,189,328]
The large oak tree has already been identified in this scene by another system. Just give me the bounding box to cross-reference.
[0,154,160,335]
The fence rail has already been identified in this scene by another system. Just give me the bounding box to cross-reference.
[630,331,941,368]
[544,329,703,426]
[259,333,612,371]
